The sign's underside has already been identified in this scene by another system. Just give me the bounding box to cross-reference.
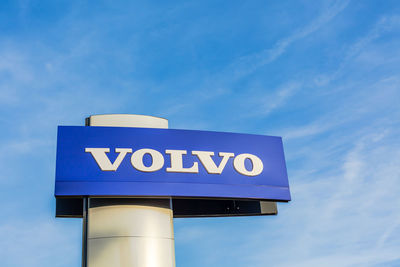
[56,197,278,218]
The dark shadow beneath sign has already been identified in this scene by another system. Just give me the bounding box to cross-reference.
[172,198,277,217]
[56,197,277,218]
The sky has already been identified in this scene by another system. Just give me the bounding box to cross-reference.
[0,0,400,266]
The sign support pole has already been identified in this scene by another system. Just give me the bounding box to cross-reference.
[83,114,175,267]
[82,197,88,267]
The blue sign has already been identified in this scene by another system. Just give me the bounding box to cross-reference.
[55,126,290,201]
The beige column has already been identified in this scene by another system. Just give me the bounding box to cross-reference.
[85,114,175,267]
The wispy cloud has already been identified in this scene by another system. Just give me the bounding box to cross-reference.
[224,0,350,81]
[314,15,400,86]
[280,73,400,141]
[158,1,351,118]
[244,14,400,121]
[244,81,303,118]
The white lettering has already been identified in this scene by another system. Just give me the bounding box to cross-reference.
[165,150,198,173]
[85,148,132,171]
[233,153,263,176]
[131,148,164,172]
[85,147,264,176]
[192,151,234,174]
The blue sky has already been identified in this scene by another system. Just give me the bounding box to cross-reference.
[1,0,400,266]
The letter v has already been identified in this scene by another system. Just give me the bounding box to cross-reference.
[192,151,234,174]
[85,148,132,171]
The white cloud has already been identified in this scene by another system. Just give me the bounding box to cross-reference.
[225,0,350,81]
[314,15,400,86]
[156,1,351,118]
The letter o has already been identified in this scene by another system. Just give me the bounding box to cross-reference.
[131,149,164,172]
[233,153,263,176]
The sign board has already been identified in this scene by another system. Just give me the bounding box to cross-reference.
[55,126,290,201]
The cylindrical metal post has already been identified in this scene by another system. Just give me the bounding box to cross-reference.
[84,114,175,267]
